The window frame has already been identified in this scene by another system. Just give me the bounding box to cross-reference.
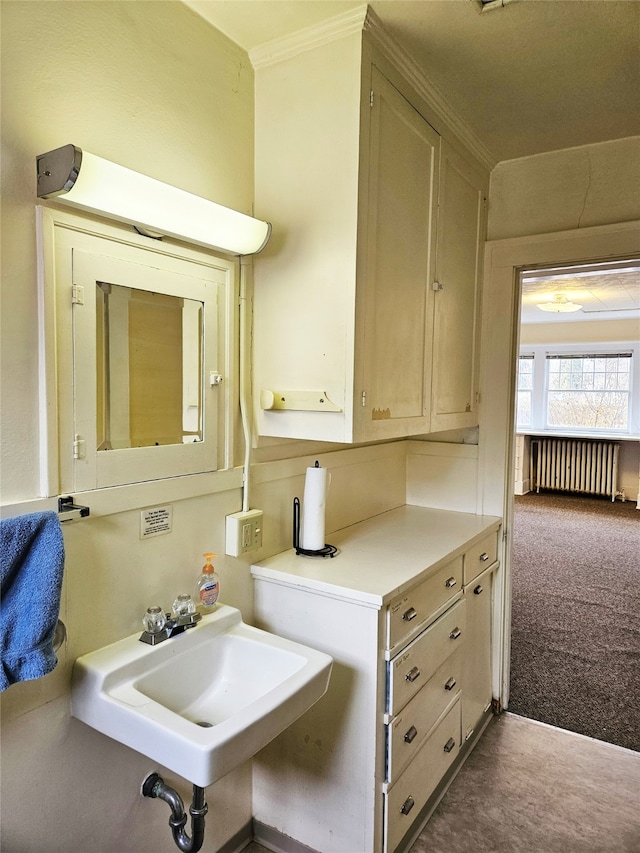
[517,341,640,438]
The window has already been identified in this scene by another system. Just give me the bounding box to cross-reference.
[516,355,534,427]
[546,353,631,430]
[515,343,638,437]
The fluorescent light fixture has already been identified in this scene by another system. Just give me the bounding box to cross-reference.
[537,294,582,313]
[36,144,271,256]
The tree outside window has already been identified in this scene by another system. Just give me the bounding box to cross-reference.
[546,353,631,430]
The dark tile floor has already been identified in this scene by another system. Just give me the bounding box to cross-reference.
[244,713,640,853]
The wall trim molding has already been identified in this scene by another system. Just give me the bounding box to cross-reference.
[249,4,496,172]
[249,4,367,69]
[363,8,496,171]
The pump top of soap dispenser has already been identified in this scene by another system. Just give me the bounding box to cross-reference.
[202,553,217,573]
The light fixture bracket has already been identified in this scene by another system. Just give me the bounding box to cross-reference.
[37,143,82,198]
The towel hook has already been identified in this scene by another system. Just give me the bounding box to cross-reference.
[57,496,90,522]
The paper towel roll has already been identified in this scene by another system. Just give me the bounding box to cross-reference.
[301,464,330,551]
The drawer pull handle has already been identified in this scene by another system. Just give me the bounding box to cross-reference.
[405,666,421,683]
[449,627,461,640]
[402,607,417,622]
[444,677,457,691]
[474,584,484,595]
[445,577,457,588]
[404,725,418,744]
[400,796,415,816]
[444,737,456,754]
[479,552,490,562]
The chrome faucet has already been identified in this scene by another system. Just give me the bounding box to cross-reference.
[140,598,202,646]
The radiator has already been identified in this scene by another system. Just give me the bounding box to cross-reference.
[531,438,621,501]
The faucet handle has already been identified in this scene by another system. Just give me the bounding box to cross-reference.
[172,594,196,619]
[142,605,166,635]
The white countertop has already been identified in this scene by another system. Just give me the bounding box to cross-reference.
[251,505,502,608]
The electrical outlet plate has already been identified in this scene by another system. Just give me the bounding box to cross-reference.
[225,509,263,557]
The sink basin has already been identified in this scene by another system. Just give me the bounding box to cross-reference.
[71,604,332,786]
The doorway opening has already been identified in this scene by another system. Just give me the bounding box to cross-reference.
[507,257,640,751]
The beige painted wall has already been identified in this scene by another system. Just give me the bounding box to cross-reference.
[488,137,640,241]
[0,3,260,849]
[0,10,410,851]
[520,317,638,346]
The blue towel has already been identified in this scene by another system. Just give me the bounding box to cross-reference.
[0,510,65,691]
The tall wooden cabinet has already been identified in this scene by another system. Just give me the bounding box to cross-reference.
[252,10,489,444]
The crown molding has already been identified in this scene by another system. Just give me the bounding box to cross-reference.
[363,8,497,171]
[249,4,368,70]
[249,3,496,171]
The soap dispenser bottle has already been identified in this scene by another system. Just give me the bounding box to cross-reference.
[196,552,220,609]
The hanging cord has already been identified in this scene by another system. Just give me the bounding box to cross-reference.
[239,257,252,513]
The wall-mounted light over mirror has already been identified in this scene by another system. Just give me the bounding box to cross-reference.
[36,144,271,256]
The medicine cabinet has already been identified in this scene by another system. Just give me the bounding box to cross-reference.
[37,206,236,496]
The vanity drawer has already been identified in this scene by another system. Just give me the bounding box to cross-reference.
[384,698,461,853]
[388,599,465,716]
[386,646,462,784]
[387,557,463,650]
[463,531,498,584]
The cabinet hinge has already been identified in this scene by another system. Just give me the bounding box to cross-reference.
[361,391,367,407]
[71,284,85,305]
[73,434,86,459]
[475,391,481,404]
[370,90,374,108]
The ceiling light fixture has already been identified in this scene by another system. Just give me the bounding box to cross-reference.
[36,144,271,256]
[536,293,583,313]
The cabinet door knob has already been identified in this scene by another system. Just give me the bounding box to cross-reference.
[479,552,490,562]
[405,666,421,683]
[444,737,456,753]
[402,607,417,622]
[445,576,457,588]
[400,796,415,815]
[474,584,484,595]
[404,725,418,744]
[444,677,457,691]
[449,627,461,640]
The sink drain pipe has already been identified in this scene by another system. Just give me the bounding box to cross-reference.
[142,773,208,853]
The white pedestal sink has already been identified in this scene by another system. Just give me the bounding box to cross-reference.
[72,604,332,786]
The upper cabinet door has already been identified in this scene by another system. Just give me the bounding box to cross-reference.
[355,67,439,442]
[431,140,488,432]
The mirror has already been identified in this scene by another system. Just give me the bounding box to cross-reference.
[96,283,204,451]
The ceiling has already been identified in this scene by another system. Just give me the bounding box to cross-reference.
[520,261,640,325]
[183,0,640,328]
[183,0,640,164]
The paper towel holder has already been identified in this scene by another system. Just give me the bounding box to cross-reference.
[293,497,337,558]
